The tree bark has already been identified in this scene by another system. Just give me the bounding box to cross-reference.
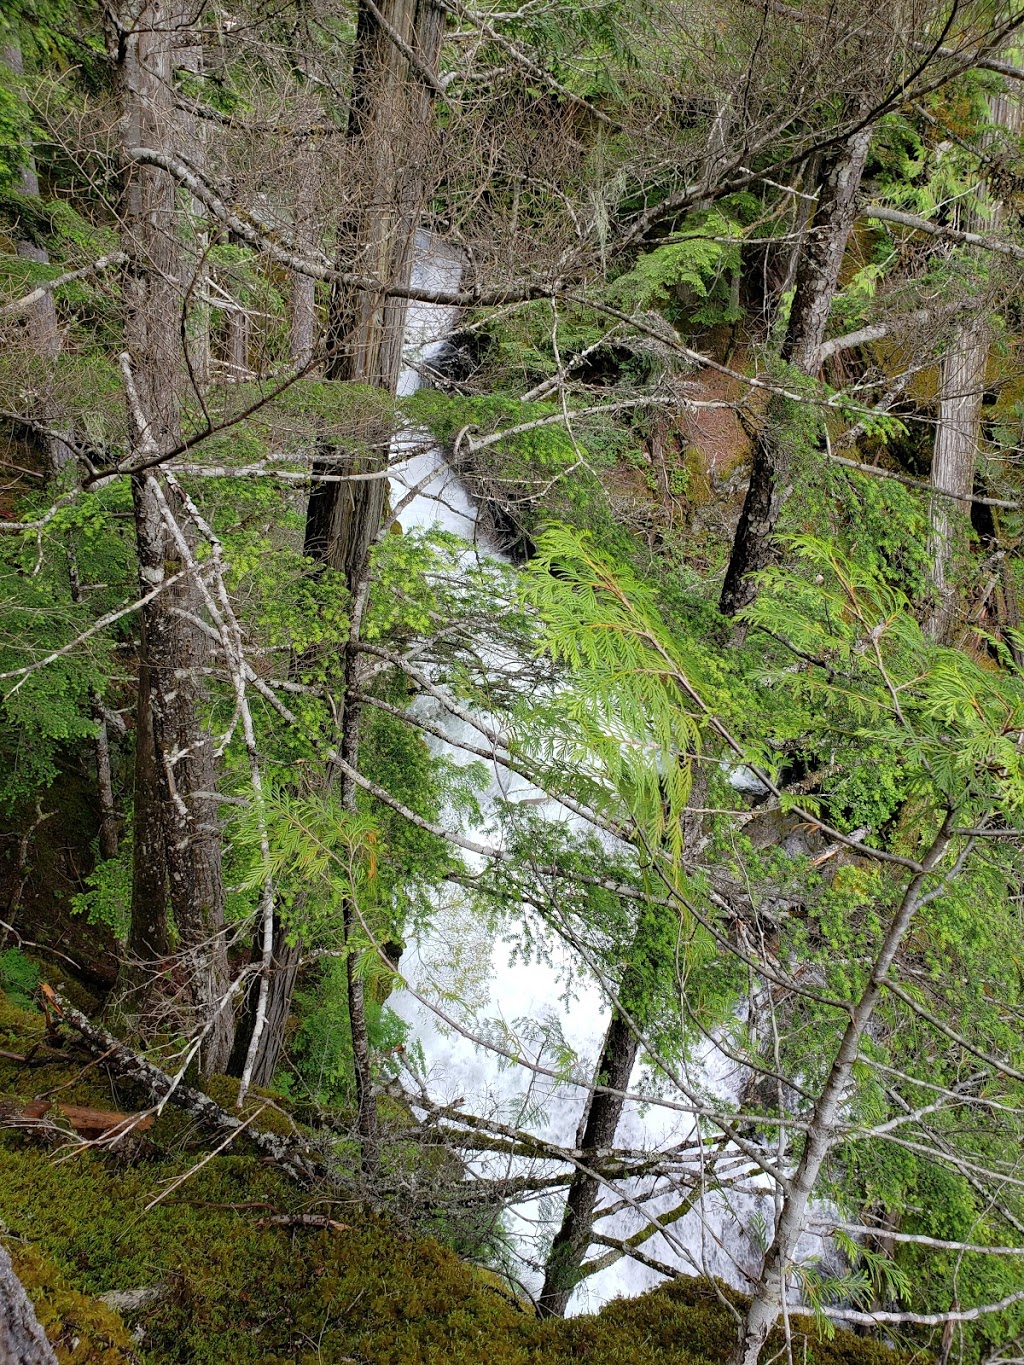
[95,708,119,861]
[926,325,989,640]
[304,0,446,585]
[0,1241,58,1365]
[719,123,872,619]
[925,61,1021,641]
[538,769,708,1316]
[112,1,233,1074]
[537,1007,639,1316]
[227,931,301,1086]
[290,143,318,371]
[225,301,251,377]
[234,0,446,1110]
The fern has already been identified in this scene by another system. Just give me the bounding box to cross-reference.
[609,208,743,324]
[520,526,708,865]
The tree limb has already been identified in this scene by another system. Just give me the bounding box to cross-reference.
[44,987,340,1187]
[864,203,1024,260]
[0,253,127,318]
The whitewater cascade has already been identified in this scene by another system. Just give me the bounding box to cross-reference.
[384,236,827,1313]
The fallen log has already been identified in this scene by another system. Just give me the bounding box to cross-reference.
[2,1099,155,1146]
[40,986,339,1187]
[57,1103,155,1140]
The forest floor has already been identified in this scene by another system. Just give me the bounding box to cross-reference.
[0,986,923,1365]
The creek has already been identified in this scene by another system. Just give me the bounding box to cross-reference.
[384,236,829,1314]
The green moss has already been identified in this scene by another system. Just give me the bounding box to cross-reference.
[200,1073,303,1139]
[0,989,45,1041]
[0,992,920,1365]
[8,1243,137,1363]
[0,947,41,1010]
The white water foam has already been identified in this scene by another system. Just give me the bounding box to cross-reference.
[385,235,829,1312]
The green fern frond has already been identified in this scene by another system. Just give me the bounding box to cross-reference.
[520,526,707,863]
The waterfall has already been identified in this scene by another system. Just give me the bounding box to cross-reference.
[384,235,828,1314]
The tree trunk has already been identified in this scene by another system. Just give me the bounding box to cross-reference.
[925,62,1021,641]
[304,0,445,583]
[234,0,446,1108]
[0,1242,58,1365]
[112,1,233,1074]
[3,40,75,481]
[227,930,301,1086]
[926,325,988,640]
[290,143,318,371]
[537,1007,639,1316]
[177,21,210,390]
[225,302,251,377]
[538,769,709,1315]
[776,154,822,306]
[95,707,119,860]
[719,123,872,619]
[309,0,446,1172]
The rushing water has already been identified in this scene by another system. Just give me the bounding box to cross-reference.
[384,237,827,1313]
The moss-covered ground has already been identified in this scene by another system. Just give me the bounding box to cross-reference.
[0,990,923,1365]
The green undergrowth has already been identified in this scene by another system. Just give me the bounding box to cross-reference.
[0,990,923,1364]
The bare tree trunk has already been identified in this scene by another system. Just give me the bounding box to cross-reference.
[719,123,872,619]
[95,707,119,860]
[112,1,233,1074]
[537,1007,639,1316]
[926,326,988,640]
[312,0,446,1174]
[235,0,446,1112]
[225,302,251,376]
[777,154,822,306]
[228,931,301,1086]
[538,771,708,1315]
[926,64,1021,641]
[304,0,445,581]
[177,21,210,390]
[290,143,318,370]
[0,1242,58,1365]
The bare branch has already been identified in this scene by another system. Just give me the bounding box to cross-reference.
[0,252,127,318]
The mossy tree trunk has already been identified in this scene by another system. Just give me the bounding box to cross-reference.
[926,55,1021,642]
[111,0,233,1074]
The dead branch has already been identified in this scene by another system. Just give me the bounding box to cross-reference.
[0,253,127,318]
[864,203,1024,260]
[42,987,341,1187]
